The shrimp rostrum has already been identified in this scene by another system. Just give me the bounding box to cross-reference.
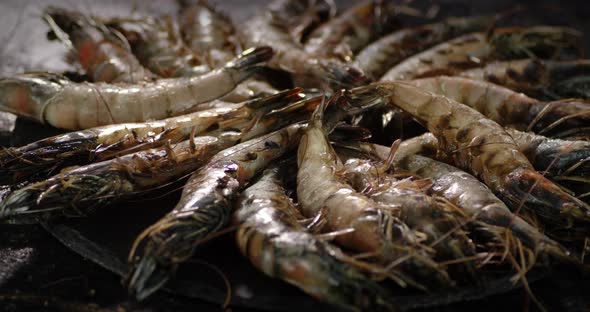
[346,81,590,229]
[234,165,396,311]
[0,47,272,129]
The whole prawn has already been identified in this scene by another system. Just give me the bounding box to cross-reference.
[178,0,277,102]
[0,47,272,129]
[240,0,367,88]
[106,16,209,78]
[44,6,155,83]
[127,123,306,300]
[338,152,478,282]
[459,59,590,100]
[297,98,451,290]
[303,0,399,62]
[411,76,590,139]
[381,26,582,81]
[178,0,236,67]
[234,165,396,311]
[346,81,590,228]
[352,134,572,261]
[0,88,304,183]
[354,15,494,80]
[0,131,238,223]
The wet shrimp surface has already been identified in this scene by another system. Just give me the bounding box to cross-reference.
[1,0,590,311]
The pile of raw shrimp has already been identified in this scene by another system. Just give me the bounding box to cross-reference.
[1,0,589,310]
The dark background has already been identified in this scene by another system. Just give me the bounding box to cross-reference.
[1,0,590,311]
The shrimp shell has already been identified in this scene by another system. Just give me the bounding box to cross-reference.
[239,1,368,88]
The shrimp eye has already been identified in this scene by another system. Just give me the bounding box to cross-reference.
[222,161,239,176]
[264,141,279,149]
[246,152,258,160]
[47,30,58,41]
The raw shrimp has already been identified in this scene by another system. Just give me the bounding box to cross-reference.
[411,76,590,139]
[338,153,478,282]
[459,59,590,100]
[346,81,590,228]
[44,6,155,83]
[0,88,304,183]
[402,154,572,260]
[234,166,395,311]
[127,123,306,300]
[381,26,582,81]
[349,134,570,261]
[304,0,399,62]
[355,15,494,80]
[0,47,272,129]
[178,0,236,67]
[178,0,277,102]
[267,0,337,43]
[297,99,451,290]
[240,0,367,88]
[0,131,238,223]
[106,16,209,78]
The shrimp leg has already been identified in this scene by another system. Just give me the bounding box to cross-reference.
[0,132,238,223]
[338,154,478,282]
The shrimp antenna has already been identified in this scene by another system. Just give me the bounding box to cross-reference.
[185,259,232,309]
